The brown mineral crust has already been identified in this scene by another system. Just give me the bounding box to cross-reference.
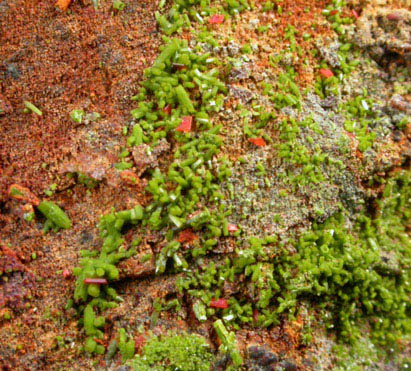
[60,151,114,181]
[0,0,160,201]
[353,3,411,68]
[0,245,36,310]
[132,139,171,176]
[0,0,161,368]
[7,184,40,205]
[390,94,411,114]
[0,93,13,115]
[0,245,26,275]
[0,270,36,310]
[118,251,155,280]
[177,228,199,244]
[227,0,334,87]
[132,143,158,176]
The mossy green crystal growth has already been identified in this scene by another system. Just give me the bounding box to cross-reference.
[342,93,377,152]
[155,0,250,35]
[178,171,410,349]
[129,333,214,371]
[214,319,242,367]
[118,328,135,363]
[73,206,143,353]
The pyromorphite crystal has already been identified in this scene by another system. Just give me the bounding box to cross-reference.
[37,201,71,230]
[128,332,214,371]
